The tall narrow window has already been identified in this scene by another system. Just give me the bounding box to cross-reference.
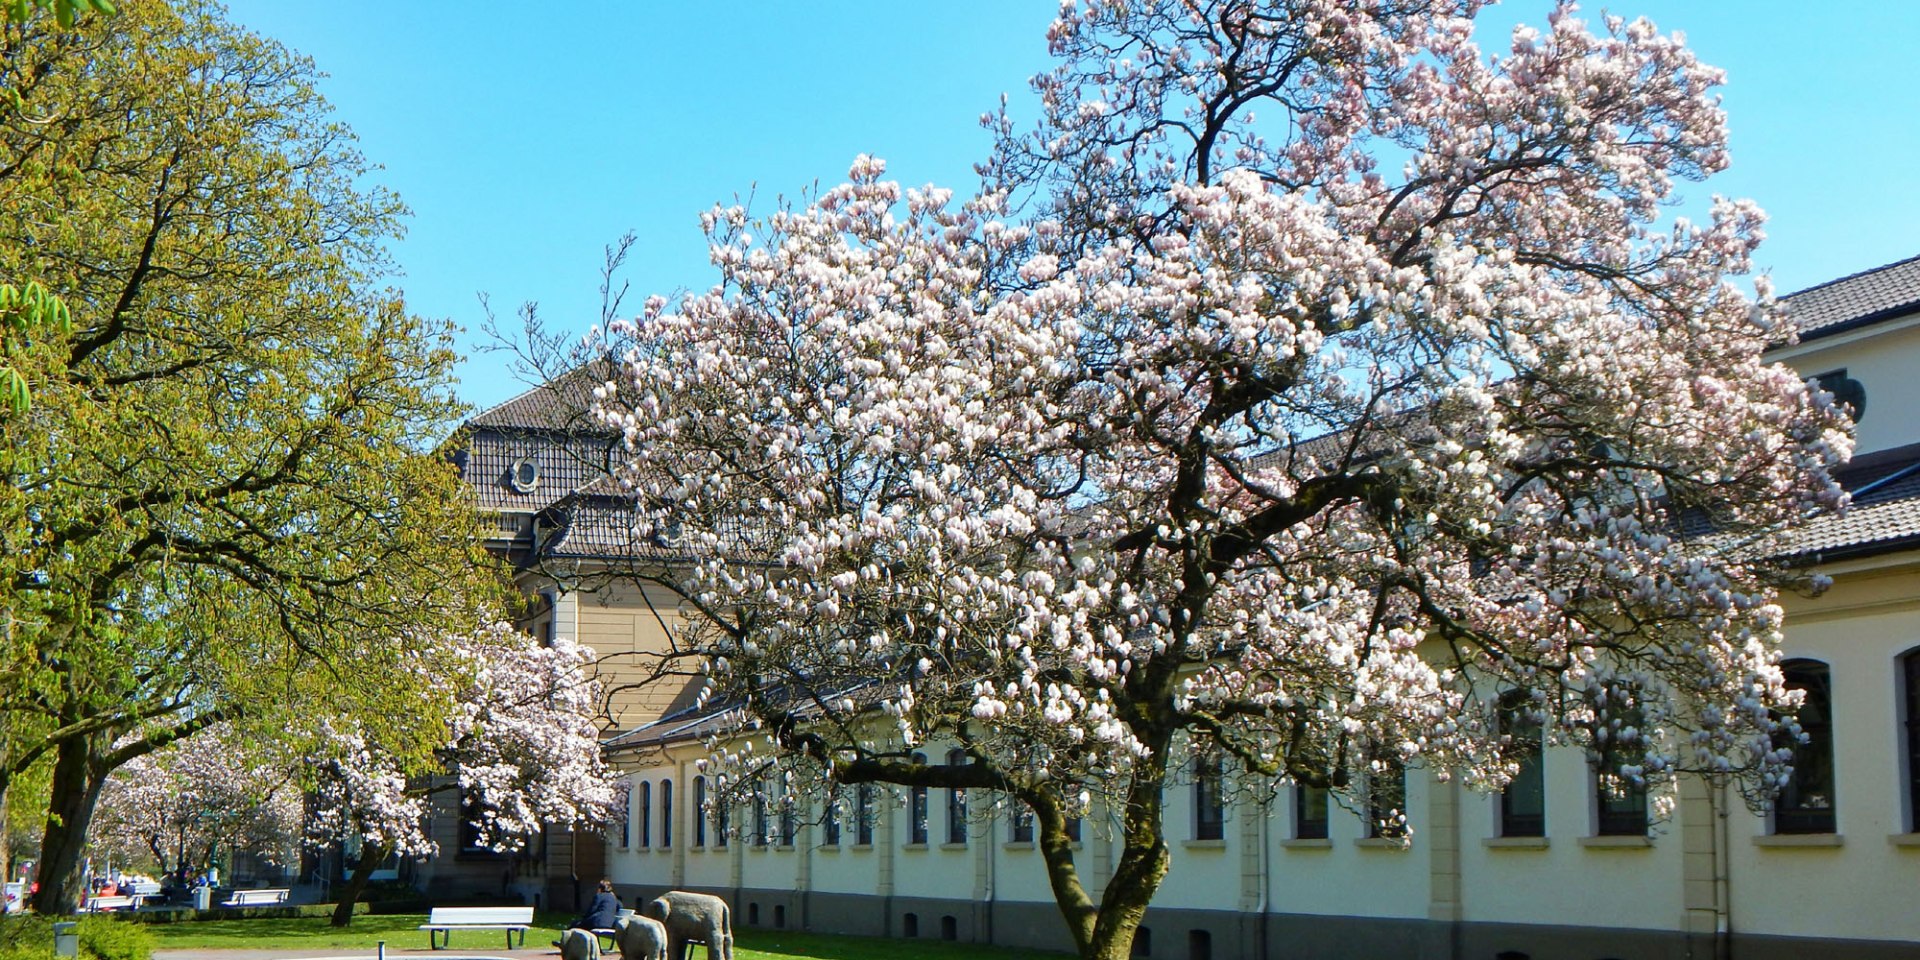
[1366,752,1408,839]
[1065,813,1082,842]
[1294,784,1329,840]
[661,779,674,848]
[1774,659,1836,834]
[824,788,843,846]
[614,781,631,849]
[1591,685,1649,837]
[1906,651,1920,832]
[638,782,652,848]
[693,776,708,848]
[1193,756,1225,841]
[909,753,929,844]
[946,749,969,844]
[1499,693,1546,837]
[1010,802,1034,843]
[753,784,770,847]
[715,787,730,848]
[855,783,875,845]
[779,797,796,846]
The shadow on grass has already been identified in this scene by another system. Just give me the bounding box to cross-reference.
[141,911,1075,959]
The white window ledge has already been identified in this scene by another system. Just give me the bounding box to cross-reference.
[1887,833,1920,848]
[1483,836,1550,850]
[1753,833,1843,848]
[1578,835,1652,849]
[1354,837,1411,850]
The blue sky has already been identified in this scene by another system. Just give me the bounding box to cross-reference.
[223,2,1920,414]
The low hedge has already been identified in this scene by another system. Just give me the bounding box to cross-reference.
[110,902,369,924]
[0,914,154,960]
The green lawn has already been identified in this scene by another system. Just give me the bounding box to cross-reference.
[141,913,1072,959]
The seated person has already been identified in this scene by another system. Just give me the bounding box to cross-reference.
[552,878,621,947]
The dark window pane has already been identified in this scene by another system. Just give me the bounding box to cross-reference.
[1294,784,1328,840]
[1500,695,1546,837]
[1194,757,1225,841]
[1774,660,1836,834]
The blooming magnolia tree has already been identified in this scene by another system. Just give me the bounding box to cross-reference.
[585,3,1851,958]
[90,724,303,882]
[305,622,618,926]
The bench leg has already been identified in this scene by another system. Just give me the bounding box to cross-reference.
[431,928,446,950]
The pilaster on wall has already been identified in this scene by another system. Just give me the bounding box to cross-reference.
[972,800,993,942]
[1089,810,1114,900]
[676,761,690,889]
[1678,774,1727,940]
[1239,798,1266,913]
[1427,775,1463,924]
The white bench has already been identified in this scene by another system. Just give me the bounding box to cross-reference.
[594,909,638,952]
[419,906,534,950]
[220,888,289,908]
[85,895,139,912]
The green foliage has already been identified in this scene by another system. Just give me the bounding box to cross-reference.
[0,280,71,413]
[2,0,114,29]
[0,914,54,952]
[0,0,503,910]
[74,918,149,960]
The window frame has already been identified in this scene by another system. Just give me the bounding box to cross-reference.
[1773,658,1837,835]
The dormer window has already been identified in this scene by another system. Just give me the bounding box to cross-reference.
[509,457,541,493]
[1812,369,1866,421]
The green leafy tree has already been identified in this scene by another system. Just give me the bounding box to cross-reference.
[0,1,496,912]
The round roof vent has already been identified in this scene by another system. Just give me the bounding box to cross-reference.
[508,457,541,493]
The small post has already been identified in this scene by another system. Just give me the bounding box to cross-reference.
[376,940,386,960]
[52,921,78,957]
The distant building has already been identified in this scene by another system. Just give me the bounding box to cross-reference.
[451,257,1920,958]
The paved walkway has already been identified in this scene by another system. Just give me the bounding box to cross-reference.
[155,949,558,960]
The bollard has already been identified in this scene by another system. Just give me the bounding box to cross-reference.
[52,921,77,958]
[377,940,386,960]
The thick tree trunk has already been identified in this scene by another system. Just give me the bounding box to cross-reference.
[330,839,389,927]
[1029,751,1172,960]
[29,733,108,914]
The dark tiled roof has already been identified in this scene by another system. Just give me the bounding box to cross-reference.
[468,362,619,432]
[1772,443,1920,561]
[458,427,626,514]
[1781,254,1920,342]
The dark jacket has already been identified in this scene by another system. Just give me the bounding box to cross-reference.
[572,891,621,931]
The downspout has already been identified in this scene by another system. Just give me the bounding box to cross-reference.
[1259,793,1272,960]
[1716,781,1733,960]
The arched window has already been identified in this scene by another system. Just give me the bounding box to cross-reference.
[909,753,929,844]
[1499,692,1546,837]
[716,783,730,848]
[693,776,708,847]
[1904,650,1920,832]
[946,749,969,844]
[638,782,652,848]
[615,781,631,849]
[1192,755,1225,841]
[1010,801,1034,843]
[1775,659,1836,834]
[778,796,796,846]
[661,779,674,848]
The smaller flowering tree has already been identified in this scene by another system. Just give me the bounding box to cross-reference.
[90,723,302,882]
[305,621,618,927]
